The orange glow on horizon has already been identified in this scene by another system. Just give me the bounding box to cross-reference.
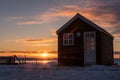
[0,51,57,59]
[114,54,120,59]
[1,51,119,59]
[42,60,49,64]
[42,53,48,57]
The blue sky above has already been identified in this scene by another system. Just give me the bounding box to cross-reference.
[0,0,120,51]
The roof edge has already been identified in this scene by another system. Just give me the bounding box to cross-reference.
[56,13,114,39]
[56,13,80,34]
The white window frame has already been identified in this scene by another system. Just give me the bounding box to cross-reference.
[63,33,74,45]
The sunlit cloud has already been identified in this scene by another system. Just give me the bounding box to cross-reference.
[113,34,120,40]
[37,4,118,29]
[6,0,120,39]
[37,1,120,38]
[20,38,57,43]
[1,0,120,52]
[25,43,51,47]
[8,16,25,20]
[33,5,80,23]
[48,5,80,17]
[51,29,57,37]
[48,51,57,54]
[56,5,116,27]
[6,16,30,22]
[83,0,120,36]
[17,37,57,47]
[16,21,43,25]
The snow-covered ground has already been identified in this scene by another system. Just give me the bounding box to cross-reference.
[0,62,120,80]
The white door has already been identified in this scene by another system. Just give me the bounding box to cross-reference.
[84,32,96,65]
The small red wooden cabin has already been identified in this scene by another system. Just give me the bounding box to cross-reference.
[56,13,114,66]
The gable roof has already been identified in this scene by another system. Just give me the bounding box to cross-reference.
[56,13,113,39]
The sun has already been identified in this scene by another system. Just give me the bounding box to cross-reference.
[42,53,48,57]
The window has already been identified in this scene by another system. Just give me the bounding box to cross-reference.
[63,33,74,45]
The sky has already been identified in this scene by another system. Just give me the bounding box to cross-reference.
[0,0,120,53]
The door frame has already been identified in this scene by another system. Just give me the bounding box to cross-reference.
[83,31,96,65]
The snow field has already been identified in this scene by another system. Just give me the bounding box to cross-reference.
[0,63,120,80]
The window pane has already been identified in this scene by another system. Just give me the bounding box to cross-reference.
[64,40,68,45]
[69,40,73,45]
[69,33,73,39]
[63,33,74,45]
[63,34,68,40]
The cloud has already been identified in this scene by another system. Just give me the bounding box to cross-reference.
[17,37,57,47]
[48,5,80,17]
[36,2,119,29]
[83,0,120,39]
[8,16,25,20]
[6,0,120,39]
[51,29,57,37]
[48,51,57,54]
[25,43,51,47]
[38,0,120,38]
[87,0,120,38]
[21,38,57,43]
[33,5,80,23]
[16,21,42,25]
